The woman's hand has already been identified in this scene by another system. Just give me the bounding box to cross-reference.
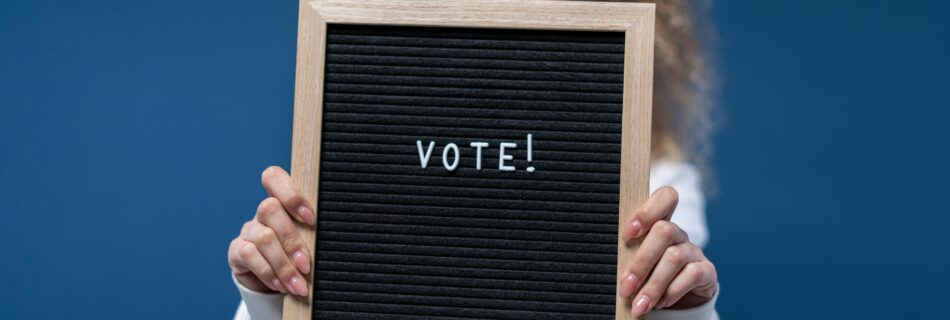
[228,166,315,296]
[619,187,718,317]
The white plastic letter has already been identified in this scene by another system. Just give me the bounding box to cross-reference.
[499,142,516,171]
[442,143,460,171]
[417,140,435,169]
[469,142,488,170]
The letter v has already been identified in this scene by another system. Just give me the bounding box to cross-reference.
[417,140,436,169]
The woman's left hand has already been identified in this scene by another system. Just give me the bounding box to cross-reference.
[619,187,718,317]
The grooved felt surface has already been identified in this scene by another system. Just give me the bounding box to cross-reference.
[313,24,625,319]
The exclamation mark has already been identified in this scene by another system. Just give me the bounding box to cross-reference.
[526,133,535,173]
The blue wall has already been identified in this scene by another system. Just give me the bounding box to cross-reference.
[1,1,947,318]
[708,2,950,318]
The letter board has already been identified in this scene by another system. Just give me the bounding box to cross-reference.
[285,1,655,319]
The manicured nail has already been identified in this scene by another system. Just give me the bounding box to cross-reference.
[271,278,287,294]
[632,295,652,316]
[619,273,639,297]
[290,276,308,296]
[293,250,311,274]
[298,205,315,225]
[624,219,643,240]
[283,279,299,295]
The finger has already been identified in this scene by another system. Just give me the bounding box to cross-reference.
[622,186,679,241]
[633,243,701,314]
[244,223,309,296]
[658,261,717,309]
[257,197,311,274]
[231,239,286,294]
[626,220,688,296]
[228,238,250,274]
[261,166,315,225]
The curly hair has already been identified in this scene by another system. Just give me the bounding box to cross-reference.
[639,0,718,180]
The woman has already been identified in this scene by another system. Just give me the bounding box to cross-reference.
[228,1,719,318]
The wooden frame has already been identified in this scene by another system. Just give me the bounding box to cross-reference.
[286,0,654,319]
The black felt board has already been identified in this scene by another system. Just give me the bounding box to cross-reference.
[313,24,624,319]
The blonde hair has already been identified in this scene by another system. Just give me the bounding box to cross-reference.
[640,0,717,175]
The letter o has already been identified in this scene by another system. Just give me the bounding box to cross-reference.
[442,143,460,171]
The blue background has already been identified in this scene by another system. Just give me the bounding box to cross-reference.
[1,1,948,318]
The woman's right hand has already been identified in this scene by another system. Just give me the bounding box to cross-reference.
[227,166,315,296]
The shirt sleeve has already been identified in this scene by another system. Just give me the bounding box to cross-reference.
[646,286,720,320]
[233,273,284,320]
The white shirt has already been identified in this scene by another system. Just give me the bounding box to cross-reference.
[234,160,718,320]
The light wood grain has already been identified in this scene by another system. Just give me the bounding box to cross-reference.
[616,7,656,320]
[282,0,326,319]
[312,0,652,31]
[285,1,655,319]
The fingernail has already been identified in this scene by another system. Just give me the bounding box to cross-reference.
[284,279,299,295]
[628,219,643,239]
[271,278,287,294]
[293,250,311,274]
[290,276,308,296]
[298,205,315,225]
[632,295,652,316]
[619,273,638,297]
